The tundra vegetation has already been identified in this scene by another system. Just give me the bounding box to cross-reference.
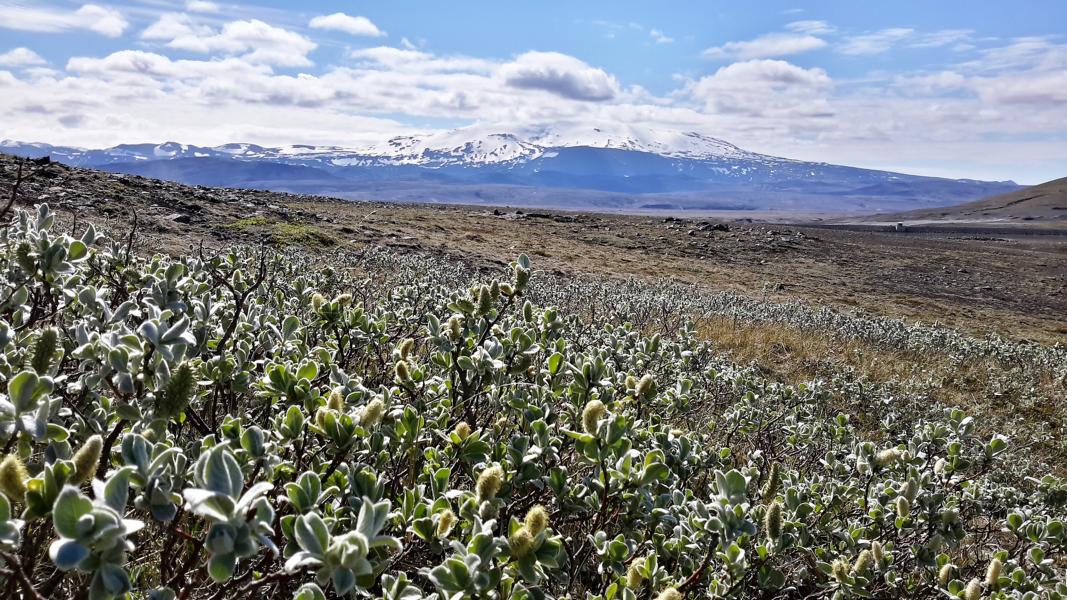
[0,203,1064,599]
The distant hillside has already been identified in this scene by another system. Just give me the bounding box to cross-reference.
[844,177,1066,226]
[104,157,346,188]
[0,123,1021,213]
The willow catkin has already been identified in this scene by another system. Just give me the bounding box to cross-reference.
[985,557,1003,588]
[0,455,29,501]
[509,527,534,558]
[635,374,655,399]
[762,462,781,499]
[764,501,783,543]
[870,541,885,567]
[655,588,681,600]
[477,286,493,315]
[874,448,902,468]
[582,400,606,434]
[71,434,103,484]
[476,465,504,502]
[832,558,849,582]
[30,327,58,374]
[852,550,873,574]
[360,399,385,428]
[327,390,345,411]
[513,264,529,291]
[903,478,919,503]
[895,496,910,519]
[157,362,195,418]
[436,509,456,538]
[938,563,954,586]
[453,421,472,440]
[626,558,645,588]
[524,505,549,536]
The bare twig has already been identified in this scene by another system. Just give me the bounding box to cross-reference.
[1,159,28,223]
[0,549,48,600]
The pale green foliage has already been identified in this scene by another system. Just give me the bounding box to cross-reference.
[0,204,1063,599]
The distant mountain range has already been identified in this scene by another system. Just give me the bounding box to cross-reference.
[0,123,1021,213]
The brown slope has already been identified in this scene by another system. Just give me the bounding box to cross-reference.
[846,177,1067,226]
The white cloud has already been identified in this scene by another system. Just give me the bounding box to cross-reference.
[962,37,1067,73]
[894,70,968,95]
[185,0,219,13]
[704,33,827,60]
[838,28,914,55]
[973,71,1067,106]
[910,29,973,48]
[0,3,128,37]
[309,12,385,37]
[141,13,211,41]
[650,29,673,44]
[140,16,316,67]
[499,51,619,101]
[2,20,1066,183]
[786,20,836,35]
[350,46,492,74]
[67,50,269,79]
[0,47,47,68]
[689,59,833,117]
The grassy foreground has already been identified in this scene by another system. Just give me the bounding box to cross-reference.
[0,202,1064,600]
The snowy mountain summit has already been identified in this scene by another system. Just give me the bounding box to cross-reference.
[354,122,759,166]
[1,123,1019,214]
[4,122,772,169]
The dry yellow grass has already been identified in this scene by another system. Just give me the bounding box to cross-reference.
[698,315,1066,468]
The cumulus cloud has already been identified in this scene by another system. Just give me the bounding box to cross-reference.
[3,15,1066,182]
[0,3,128,37]
[141,16,316,67]
[838,28,914,55]
[0,47,47,68]
[309,12,385,37]
[688,59,833,117]
[500,51,619,101]
[704,33,827,60]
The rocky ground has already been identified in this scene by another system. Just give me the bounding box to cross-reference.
[4,153,1066,344]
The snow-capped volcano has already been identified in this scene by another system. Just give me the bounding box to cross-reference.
[354,125,544,166]
[517,122,756,161]
[1,125,1019,214]
[353,122,760,166]
[4,123,766,168]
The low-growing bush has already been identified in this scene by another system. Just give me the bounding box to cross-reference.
[0,204,1064,599]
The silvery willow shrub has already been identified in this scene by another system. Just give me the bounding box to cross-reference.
[0,203,1064,599]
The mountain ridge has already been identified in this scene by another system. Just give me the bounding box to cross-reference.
[0,123,1020,213]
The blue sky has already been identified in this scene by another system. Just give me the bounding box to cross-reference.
[1,0,1065,182]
